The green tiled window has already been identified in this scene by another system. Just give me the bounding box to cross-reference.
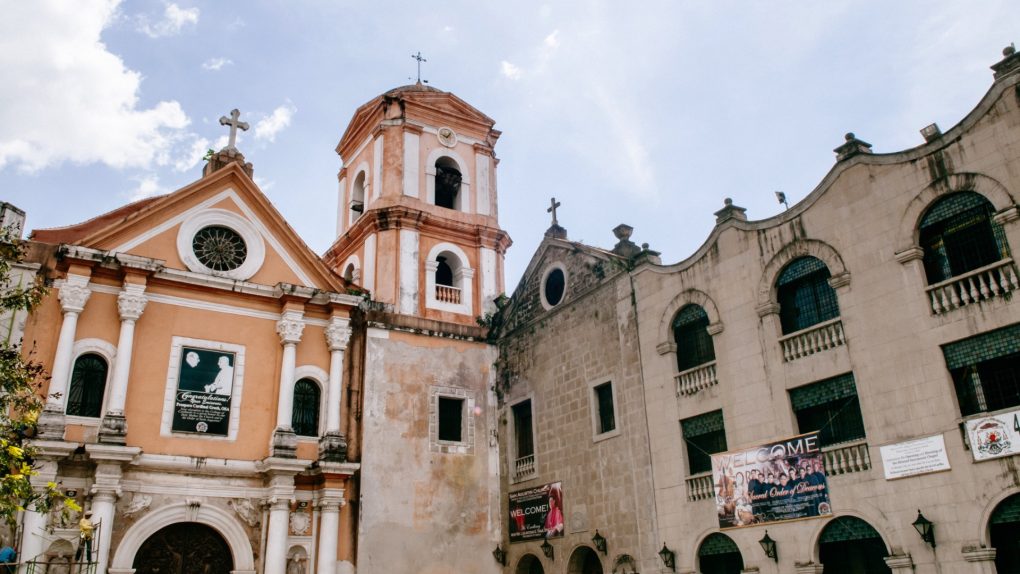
[920,191,1008,284]
[943,323,1020,416]
[777,256,840,334]
[673,304,716,372]
[789,373,866,447]
[681,410,726,474]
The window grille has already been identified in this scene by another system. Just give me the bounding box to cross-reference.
[681,410,726,475]
[944,324,1020,416]
[66,354,107,418]
[920,192,1007,284]
[790,373,866,446]
[673,305,716,371]
[777,257,839,334]
[512,400,534,458]
[292,379,320,437]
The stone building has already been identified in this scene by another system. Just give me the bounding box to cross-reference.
[491,46,1020,574]
[11,83,510,574]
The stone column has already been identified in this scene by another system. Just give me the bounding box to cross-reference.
[38,276,91,438]
[99,283,147,444]
[962,546,998,573]
[316,490,344,574]
[17,457,63,572]
[264,497,291,574]
[273,311,304,457]
[884,553,914,573]
[84,444,139,574]
[319,318,351,461]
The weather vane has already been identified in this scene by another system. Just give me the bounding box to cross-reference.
[411,51,428,84]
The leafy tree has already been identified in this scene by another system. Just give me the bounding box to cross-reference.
[0,229,77,531]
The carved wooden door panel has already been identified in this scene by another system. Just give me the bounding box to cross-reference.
[132,523,233,574]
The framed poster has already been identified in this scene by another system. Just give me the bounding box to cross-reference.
[711,431,831,529]
[508,482,564,543]
[161,337,246,439]
[966,408,1020,461]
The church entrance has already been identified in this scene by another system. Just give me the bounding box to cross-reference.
[818,516,891,574]
[566,546,603,574]
[132,522,233,574]
[990,494,1020,572]
[515,553,544,574]
[697,533,743,574]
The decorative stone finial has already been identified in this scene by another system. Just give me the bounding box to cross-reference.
[992,43,1020,80]
[714,198,747,224]
[833,133,873,161]
[611,224,642,258]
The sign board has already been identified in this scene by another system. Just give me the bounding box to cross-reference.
[966,409,1020,461]
[879,434,951,479]
[711,431,832,528]
[508,482,564,543]
[171,347,236,435]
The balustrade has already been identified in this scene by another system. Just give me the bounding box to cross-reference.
[436,284,462,304]
[675,361,718,396]
[822,440,871,476]
[685,472,715,501]
[926,258,1019,314]
[779,318,845,362]
[515,454,535,480]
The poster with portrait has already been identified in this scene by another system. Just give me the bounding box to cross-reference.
[508,482,564,543]
[171,346,236,435]
[711,431,832,529]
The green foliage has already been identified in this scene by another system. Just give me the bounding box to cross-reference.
[0,230,79,529]
[203,149,215,162]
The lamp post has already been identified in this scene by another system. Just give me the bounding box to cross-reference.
[658,543,676,571]
[492,544,506,566]
[541,539,554,560]
[912,510,936,548]
[758,530,778,562]
[592,530,607,555]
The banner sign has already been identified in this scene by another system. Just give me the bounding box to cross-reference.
[508,482,564,543]
[966,408,1020,461]
[171,347,236,435]
[711,431,831,528]
[879,434,951,479]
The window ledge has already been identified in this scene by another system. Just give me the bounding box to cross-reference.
[593,427,621,444]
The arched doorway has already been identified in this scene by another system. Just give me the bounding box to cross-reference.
[697,533,744,574]
[990,493,1020,572]
[567,546,604,574]
[132,522,233,574]
[818,516,891,574]
[515,553,545,574]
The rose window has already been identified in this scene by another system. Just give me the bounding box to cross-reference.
[192,226,248,271]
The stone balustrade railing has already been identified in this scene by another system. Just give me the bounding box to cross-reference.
[778,318,846,362]
[685,472,715,502]
[515,454,535,480]
[436,285,462,304]
[675,361,718,396]
[926,258,1019,314]
[822,439,871,476]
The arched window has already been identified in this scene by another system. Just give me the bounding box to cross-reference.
[292,378,321,437]
[515,554,544,574]
[777,256,839,334]
[991,494,1020,572]
[920,191,1007,284]
[350,172,366,222]
[673,304,715,372]
[66,353,108,418]
[818,516,891,574]
[697,533,743,574]
[434,251,462,304]
[434,157,461,210]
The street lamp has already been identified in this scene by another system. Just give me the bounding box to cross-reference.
[912,510,935,548]
[658,543,676,571]
[758,530,778,562]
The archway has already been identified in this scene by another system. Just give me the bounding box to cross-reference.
[567,546,604,574]
[818,516,891,574]
[990,493,1020,572]
[515,553,545,574]
[132,522,233,574]
[697,533,744,574]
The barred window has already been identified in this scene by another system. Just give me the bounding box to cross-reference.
[920,192,1007,284]
[292,378,321,437]
[790,373,866,446]
[66,353,107,418]
[673,304,716,372]
[512,400,534,458]
[777,256,839,334]
[943,323,1020,416]
[681,410,727,475]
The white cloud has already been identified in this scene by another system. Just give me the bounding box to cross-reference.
[202,57,232,71]
[175,137,211,172]
[0,0,193,173]
[254,104,296,143]
[138,2,199,38]
[501,61,522,80]
[128,174,168,201]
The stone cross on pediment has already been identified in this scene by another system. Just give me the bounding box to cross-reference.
[219,108,249,151]
[547,197,561,226]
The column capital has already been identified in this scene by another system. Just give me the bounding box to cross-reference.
[325,318,352,351]
[962,546,997,562]
[58,282,91,313]
[276,315,305,345]
[117,285,148,321]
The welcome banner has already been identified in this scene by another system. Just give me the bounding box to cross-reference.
[711,431,832,528]
[508,482,564,543]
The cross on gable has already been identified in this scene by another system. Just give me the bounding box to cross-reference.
[219,109,249,151]
[547,197,561,226]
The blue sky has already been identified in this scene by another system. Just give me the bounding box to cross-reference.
[1,1,1017,290]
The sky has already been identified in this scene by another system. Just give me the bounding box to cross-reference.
[1,0,1017,290]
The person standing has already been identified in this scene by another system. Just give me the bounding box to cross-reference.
[74,511,94,563]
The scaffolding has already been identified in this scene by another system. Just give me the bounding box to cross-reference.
[19,520,101,574]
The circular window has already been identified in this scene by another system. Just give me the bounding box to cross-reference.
[541,265,567,309]
[192,225,248,271]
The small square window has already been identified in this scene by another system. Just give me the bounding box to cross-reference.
[595,383,616,434]
[438,397,464,442]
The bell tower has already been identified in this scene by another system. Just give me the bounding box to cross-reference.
[324,83,511,325]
